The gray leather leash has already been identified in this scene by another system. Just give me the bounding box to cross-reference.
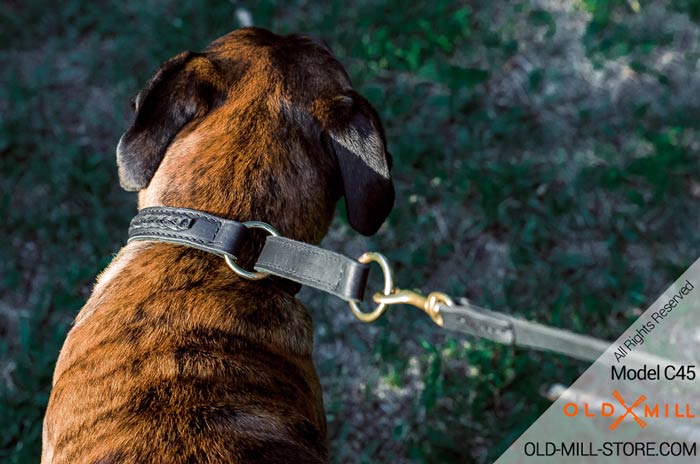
[128,206,664,366]
[439,298,673,366]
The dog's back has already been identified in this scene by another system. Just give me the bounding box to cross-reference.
[44,243,326,463]
[43,28,394,463]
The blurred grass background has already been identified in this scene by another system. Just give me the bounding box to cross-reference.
[3,1,700,462]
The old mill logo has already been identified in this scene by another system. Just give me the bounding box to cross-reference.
[563,390,696,430]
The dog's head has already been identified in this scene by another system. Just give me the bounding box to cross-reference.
[117,27,394,242]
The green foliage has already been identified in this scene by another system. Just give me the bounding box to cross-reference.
[3,1,700,463]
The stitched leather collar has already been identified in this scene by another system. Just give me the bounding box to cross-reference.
[128,206,369,302]
[129,207,249,258]
[128,207,301,296]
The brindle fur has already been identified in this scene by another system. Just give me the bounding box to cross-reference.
[42,28,394,464]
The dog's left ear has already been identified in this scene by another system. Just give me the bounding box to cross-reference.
[319,92,395,236]
[117,51,224,191]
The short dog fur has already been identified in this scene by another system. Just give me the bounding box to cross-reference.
[42,27,394,464]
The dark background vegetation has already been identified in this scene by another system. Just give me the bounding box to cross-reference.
[3,1,700,462]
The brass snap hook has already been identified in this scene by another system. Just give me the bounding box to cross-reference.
[372,290,453,327]
[348,252,453,326]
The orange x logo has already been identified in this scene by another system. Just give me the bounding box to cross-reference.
[609,389,647,430]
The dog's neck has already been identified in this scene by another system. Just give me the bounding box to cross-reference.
[134,102,341,247]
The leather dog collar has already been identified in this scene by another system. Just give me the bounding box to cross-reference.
[127,206,369,301]
[129,207,249,259]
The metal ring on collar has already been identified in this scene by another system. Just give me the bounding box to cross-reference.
[348,252,394,322]
[224,221,280,280]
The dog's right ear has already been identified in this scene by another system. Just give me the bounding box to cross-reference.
[117,51,224,191]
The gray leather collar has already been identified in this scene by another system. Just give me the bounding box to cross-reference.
[127,206,369,301]
[128,207,249,259]
[255,236,369,301]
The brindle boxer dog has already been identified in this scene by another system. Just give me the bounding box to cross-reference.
[42,27,394,464]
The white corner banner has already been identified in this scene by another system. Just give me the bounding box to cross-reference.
[495,257,700,463]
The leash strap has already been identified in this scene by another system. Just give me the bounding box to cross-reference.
[440,298,608,362]
[128,207,249,258]
[439,298,675,365]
